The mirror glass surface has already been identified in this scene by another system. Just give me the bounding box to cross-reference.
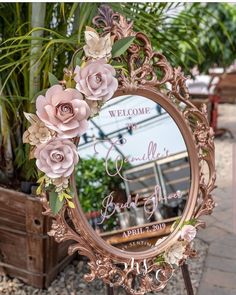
[76,95,191,252]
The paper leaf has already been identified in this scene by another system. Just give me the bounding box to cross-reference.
[36,185,42,195]
[112,36,135,58]
[49,191,64,214]
[23,112,39,124]
[48,72,59,86]
[67,200,75,208]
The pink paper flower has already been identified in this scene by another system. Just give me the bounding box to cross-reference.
[35,138,78,178]
[36,85,90,138]
[74,60,118,102]
[181,225,197,242]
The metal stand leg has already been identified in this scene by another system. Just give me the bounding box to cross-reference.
[181,263,194,295]
[107,285,114,295]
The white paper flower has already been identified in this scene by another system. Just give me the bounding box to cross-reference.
[83,26,113,60]
[181,225,197,242]
[164,241,186,265]
[23,119,54,145]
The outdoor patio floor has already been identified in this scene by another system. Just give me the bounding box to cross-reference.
[197,103,236,295]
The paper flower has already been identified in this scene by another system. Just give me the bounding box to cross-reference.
[74,60,118,102]
[36,85,90,138]
[85,99,103,117]
[52,177,69,192]
[83,26,113,60]
[35,138,78,178]
[23,115,54,145]
[181,225,197,242]
[164,241,186,265]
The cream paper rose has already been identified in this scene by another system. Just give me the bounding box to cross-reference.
[164,241,186,265]
[35,138,78,179]
[23,114,54,145]
[83,26,114,60]
[180,225,197,242]
[36,85,90,138]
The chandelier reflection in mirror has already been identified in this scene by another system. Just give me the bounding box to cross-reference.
[23,5,216,295]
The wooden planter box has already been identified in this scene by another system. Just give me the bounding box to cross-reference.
[0,186,76,288]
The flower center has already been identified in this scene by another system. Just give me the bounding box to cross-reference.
[57,103,73,115]
[51,151,64,162]
[95,73,102,83]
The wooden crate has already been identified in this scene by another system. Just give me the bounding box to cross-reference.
[215,72,236,104]
[0,186,76,288]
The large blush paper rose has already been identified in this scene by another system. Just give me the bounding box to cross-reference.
[36,85,90,138]
[74,60,118,102]
[181,225,197,242]
[35,138,78,178]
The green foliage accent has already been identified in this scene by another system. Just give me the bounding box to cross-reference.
[49,191,64,214]
[172,218,197,231]
[182,218,198,227]
[58,190,75,208]
[112,36,135,58]
[155,254,165,266]
[48,72,59,86]
[36,175,46,195]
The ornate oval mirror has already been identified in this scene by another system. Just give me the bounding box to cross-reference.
[23,5,216,295]
[75,92,193,255]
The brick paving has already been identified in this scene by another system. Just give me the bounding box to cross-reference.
[197,104,236,295]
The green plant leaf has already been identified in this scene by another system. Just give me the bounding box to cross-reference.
[31,88,48,102]
[112,36,135,58]
[49,191,64,214]
[48,72,59,86]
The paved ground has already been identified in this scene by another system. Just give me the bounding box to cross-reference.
[197,104,236,295]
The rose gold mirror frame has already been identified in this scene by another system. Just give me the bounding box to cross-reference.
[40,6,216,295]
